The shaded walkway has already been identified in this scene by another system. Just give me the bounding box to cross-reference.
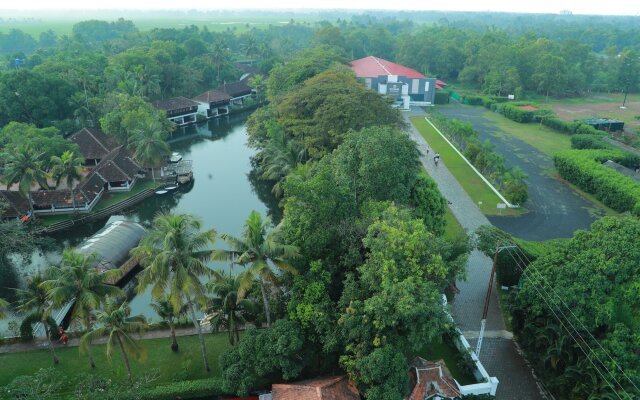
[405,108,546,399]
[437,103,600,240]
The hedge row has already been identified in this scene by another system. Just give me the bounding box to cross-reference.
[434,91,450,104]
[535,116,602,136]
[553,149,640,215]
[570,134,612,150]
[94,378,227,400]
[461,94,509,108]
[493,103,538,123]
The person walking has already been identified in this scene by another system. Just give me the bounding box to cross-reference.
[434,152,440,166]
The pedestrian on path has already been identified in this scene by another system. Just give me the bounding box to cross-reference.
[434,152,440,166]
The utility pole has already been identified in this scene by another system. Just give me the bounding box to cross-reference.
[475,243,516,358]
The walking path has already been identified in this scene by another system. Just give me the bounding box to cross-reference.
[0,327,200,354]
[405,108,546,399]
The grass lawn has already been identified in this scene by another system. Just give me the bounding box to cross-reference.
[92,179,159,212]
[444,206,465,240]
[0,332,232,394]
[481,111,572,156]
[416,341,477,385]
[411,116,524,216]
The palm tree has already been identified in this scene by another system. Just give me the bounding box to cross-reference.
[213,210,299,327]
[209,39,231,82]
[0,297,8,318]
[81,298,147,384]
[14,273,59,365]
[206,268,256,345]
[130,212,216,372]
[50,150,85,210]
[150,295,185,352]
[128,120,170,180]
[41,249,123,369]
[257,130,305,198]
[3,146,49,213]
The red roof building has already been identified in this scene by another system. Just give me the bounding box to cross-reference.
[271,376,360,400]
[349,56,443,109]
[408,358,461,400]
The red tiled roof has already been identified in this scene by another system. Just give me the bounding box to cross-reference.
[272,376,360,400]
[192,89,232,104]
[351,56,426,79]
[94,146,142,183]
[152,96,199,112]
[518,105,538,111]
[0,190,28,219]
[408,358,461,400]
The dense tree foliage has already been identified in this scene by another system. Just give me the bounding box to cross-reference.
[511,216,640,398]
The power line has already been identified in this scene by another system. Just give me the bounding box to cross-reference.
[480,229,638,398]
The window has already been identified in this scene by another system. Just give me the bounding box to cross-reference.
[425,81,430,92]
[365,78,372,89]
[411,79,419,93]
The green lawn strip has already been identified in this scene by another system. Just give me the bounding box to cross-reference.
[497,290,513,332]
[415,341,477,385]
[0,332,232,393]
[411,116,523,216]
[92,179,159,211]
[481,111,572,156]
[444,206,465,240]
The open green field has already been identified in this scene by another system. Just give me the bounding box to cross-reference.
[0,332,232,393]
[481,111,572,156]
[0,14,322,36]
[411,116,524,216]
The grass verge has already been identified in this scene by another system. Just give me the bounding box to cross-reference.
[416,341,477,385]
[481,111,572,156]
[444,206,465,240]
[0,332,232,393]
[411,116,524,216]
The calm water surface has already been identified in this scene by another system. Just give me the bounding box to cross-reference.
[1,112,269,331]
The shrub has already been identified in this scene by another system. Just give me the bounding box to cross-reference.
[92,378,226,400]
[500,103,536,123]
[554,149,640,214]
[434,91,450,104]
[570,134,611,150]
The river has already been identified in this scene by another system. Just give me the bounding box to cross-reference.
[1,111,270,334]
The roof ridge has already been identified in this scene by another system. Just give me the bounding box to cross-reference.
[372,56,392,75]
[85,128,110,153]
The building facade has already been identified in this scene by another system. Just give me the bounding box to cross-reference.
[350,56,445,110]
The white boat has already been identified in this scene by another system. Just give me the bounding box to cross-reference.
[164,184,178,191]
[169,152,182,163]
[155,189,169,195]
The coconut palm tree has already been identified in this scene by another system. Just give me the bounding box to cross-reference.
[213,210,299,327]
[150,295,186,352]
[257,130,305,198]
[81,298,147,384]
[130,212,216,372]
[209,39,231,82]
[41,249,123,369]
[14,273,59,365]
[50,150,85,210]
[3,146,49,213]
[206,268,257,345]
[0,297,8,318]
[128,120,170,180]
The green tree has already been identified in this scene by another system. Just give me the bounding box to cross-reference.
[214,210,299,327]
[14,273,59,365]
[219,319,308,396]
[409,173,447,236]
[80,298,147,384]
[206,268,257,345]
[3,146,49,213]
[50,150,85,210]
[0,297,7,318]
[42,249,123,369]
[150,296,185,352]
[131,212,216,372]
[209,38,231,82]
[128,119,170,179]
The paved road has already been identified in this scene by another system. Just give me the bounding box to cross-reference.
[437,103,599,240]
[405,108,546,400]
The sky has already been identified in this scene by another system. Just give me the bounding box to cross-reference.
[2,0,639,16]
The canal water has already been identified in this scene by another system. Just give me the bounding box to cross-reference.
[1,111,270,334]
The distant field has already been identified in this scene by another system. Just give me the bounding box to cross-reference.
[0,15,321,36]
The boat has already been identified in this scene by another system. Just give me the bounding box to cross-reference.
[155,189,169,195]
[164,184,178,191]
[169,152,183,163]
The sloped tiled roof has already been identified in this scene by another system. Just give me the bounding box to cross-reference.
[272,376,360,400]
[94,146,142,183]
[408,358,461,400]
[31,189,88,210]
[192,89,232,104]
[0,190,28,219]
[152,96,199,112]
[68,128,119,161]
[351,56,447,88]
[216,81,253,98]
[78,172,107,203]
